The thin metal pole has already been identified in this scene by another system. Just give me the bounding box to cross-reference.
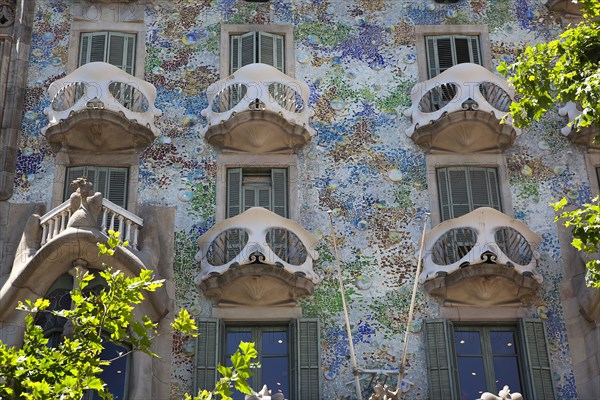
[328,211,363,400]
[398,213,430,391]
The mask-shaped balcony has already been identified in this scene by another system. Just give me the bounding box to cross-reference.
[559,102,599,148]
[195,207,320,307]
[544,0,583,19]
[200,63,315,153]
[420,207,542,306]
[404,63,519,153]
[43,62,162,153]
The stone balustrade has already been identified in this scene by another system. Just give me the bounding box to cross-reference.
[40,198,143,250]
[43,62,162,137]
[404,63,518,137]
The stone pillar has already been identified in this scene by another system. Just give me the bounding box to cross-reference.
[0,0,34,200]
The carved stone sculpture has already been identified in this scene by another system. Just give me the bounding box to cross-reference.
[66,177,102,229]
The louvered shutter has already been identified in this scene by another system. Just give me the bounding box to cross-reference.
[106,168,128,209]
[290,319,321,400]
[64,166,87,201]
[426,35,481,78]
[227,168,242,218]
[437,168,451,221]
[258,32,285,72]
[230,35,240,74]
[470,36,481,65]
[424,319,459,400]
[79,32,108,66]
[79,34,90,67]
[469,167,491,210]
[258,188,271,209]
[244,187,257,211]
[271,169,287,218]
[194,319,222,395]
[240,32,256,69]
[453,36,472,64]
[426,36,439,79]
[519,319,555,400]
[108,33,126,70]
[487,168,501,211]
[436,36,454,76]
[448,167,470,218]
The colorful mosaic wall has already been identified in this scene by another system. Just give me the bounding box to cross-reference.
[13,0,585,398]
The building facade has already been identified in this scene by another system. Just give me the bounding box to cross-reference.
[0,0,599,399]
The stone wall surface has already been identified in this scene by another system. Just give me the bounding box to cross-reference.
[8,0,595,398]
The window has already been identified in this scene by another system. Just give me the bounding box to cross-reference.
[220,25,294,79]
[227,168,287,218]
[64,166,128,209]
[415,25,489,81]
[79,31,136,74]
[225,326,290,399]
[424,319,555,400]
[425,35,481,78]
[194,319,321,400]
[230,31,285,74]
[35,273,131,400]
[436,166,501,221]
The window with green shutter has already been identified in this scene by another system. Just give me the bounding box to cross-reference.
[227,168,288,218]
[193,319,321,400]
[64,166,128,209]
[79,31,136,74]
[425,35,481,79]
[424,319,555,400]
[436,166,501,221]
[230,31,285,74]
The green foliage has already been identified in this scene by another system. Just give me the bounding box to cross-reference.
[552,197,600,287]
[501,0,600,286]
[0,230,256,399]
[499,0,600,132]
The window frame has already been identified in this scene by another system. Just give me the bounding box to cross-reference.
[78,31,137,74]
[415,25,491,81]
[216,153,298,222]
[194,318,321,400]
[220,24,295,79]
[68,4,145,79]
[63,165,129,209]
[424,319,556,400]
[51,152,139,211]
[426,153,512,226]
[453,324,526,399]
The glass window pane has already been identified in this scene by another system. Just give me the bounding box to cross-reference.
[455,330,482,354]
[493,356,522,394]
[262,356,289,398]
[262,331,287,355]
[226,331,252,356]
[93,342,129,400]
[490,331,516,354]
[457,357,487,399]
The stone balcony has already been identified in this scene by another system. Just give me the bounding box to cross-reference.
[195,207,320,307]
[559,101,599,148]
[43,62,162,153]
[543,0,583,19]
[404,63,518,153]
[420,207,542,306]
[200,63,315,153]
[2,178,171,335]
